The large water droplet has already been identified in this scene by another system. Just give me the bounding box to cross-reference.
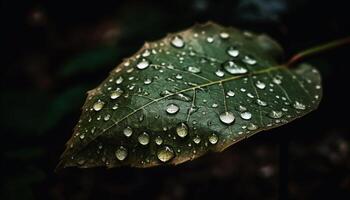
[268,110,283,119]
[209,133,218,144]
[157,146,175,162]
[171,35,185,48]
[187,66,201,73]
[242,56,257,65]
[93,100,104,111]
[293,101,306,110]
[136,58,150,70]
[219,111,235,125]
[138,132,150,145]
[240,112,252,120]
[227,46,239,57]
[166,104,180,114]
[110,88,123,99]
[115,146,128,161]
[222,61,248,75]
[220,32,230,39]
[176,122,188,138]
[123,126,133,137]
[255,80,266,89]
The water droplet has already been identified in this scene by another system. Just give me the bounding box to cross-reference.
[242,55,257,65]
[193,135,201,144]
[215,69,225,77]
[268,110,283,119]
[219,111,235,125]
[247,93,254,98]
[110,88,123,99]
[240,112,252,120]
[142,49,151,57]
[240,88,246,92]
[223,61,248,75]
[256,99,267,106]
[115,76,123,85]
[220,32,230,39]
[227,47,239,57]
[227,90,235,97]
[155,136,163,145]
[206,36,214,43]
[136,58,150,70]
[79,134,85,140]
[77,159,86,165]
[237,105,247,112]
[175,74,183,79]
[293,101,306,110]
[247,123,258,131]
[166,103,180,114]
[187,66,201,73]
[123,126,133,137]
[176,122,188,138]
[104,114,111,121]
[115,146,128,161]
[170,35,185,48]
[138,132,150,145]
[209,133,218,144]
[316,85,321,89]
[144,78,152,85]
[93,100,104,111]
[255,80,266,89]
[212,103,218,108]
[157,146,175,162]
[112,103,119,110]
[272,77,282,85]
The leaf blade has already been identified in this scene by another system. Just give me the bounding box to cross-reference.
[58,22,322,169]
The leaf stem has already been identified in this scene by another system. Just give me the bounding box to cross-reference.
[287,36,350,66]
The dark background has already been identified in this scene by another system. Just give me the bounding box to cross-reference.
[1,0,350,199]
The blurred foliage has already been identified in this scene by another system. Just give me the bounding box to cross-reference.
[1,0,350,199]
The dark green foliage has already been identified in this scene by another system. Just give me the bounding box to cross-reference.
[58,22,322,169]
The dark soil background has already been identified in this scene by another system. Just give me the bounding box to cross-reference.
[1,0,350,199]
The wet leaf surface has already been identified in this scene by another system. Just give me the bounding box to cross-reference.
[58,22,322,169]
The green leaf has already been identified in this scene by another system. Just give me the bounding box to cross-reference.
[58,22,322,169]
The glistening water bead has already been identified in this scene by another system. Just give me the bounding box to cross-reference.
[166,104,180,114]
[115,146,128,161]
[157,146,175,162]
[219,111,235,125]
[170,35,185,48]
[176,123,188,138]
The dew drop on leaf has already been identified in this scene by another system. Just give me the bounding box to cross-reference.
[166,103,180,114]
[136,58,150,70]
[157,146,175,162]
[115,146,128,161]
[219,111,235,125]
[123,126,133,137]
[222,61,248,75]
[208,133,218,144]
[293,101,306,110]
[170,35,185,48]
[138,132,150,145]
[226,46,239,57]
[93,100,104,111]
[240,111,252,120]
[176,122,188,138]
